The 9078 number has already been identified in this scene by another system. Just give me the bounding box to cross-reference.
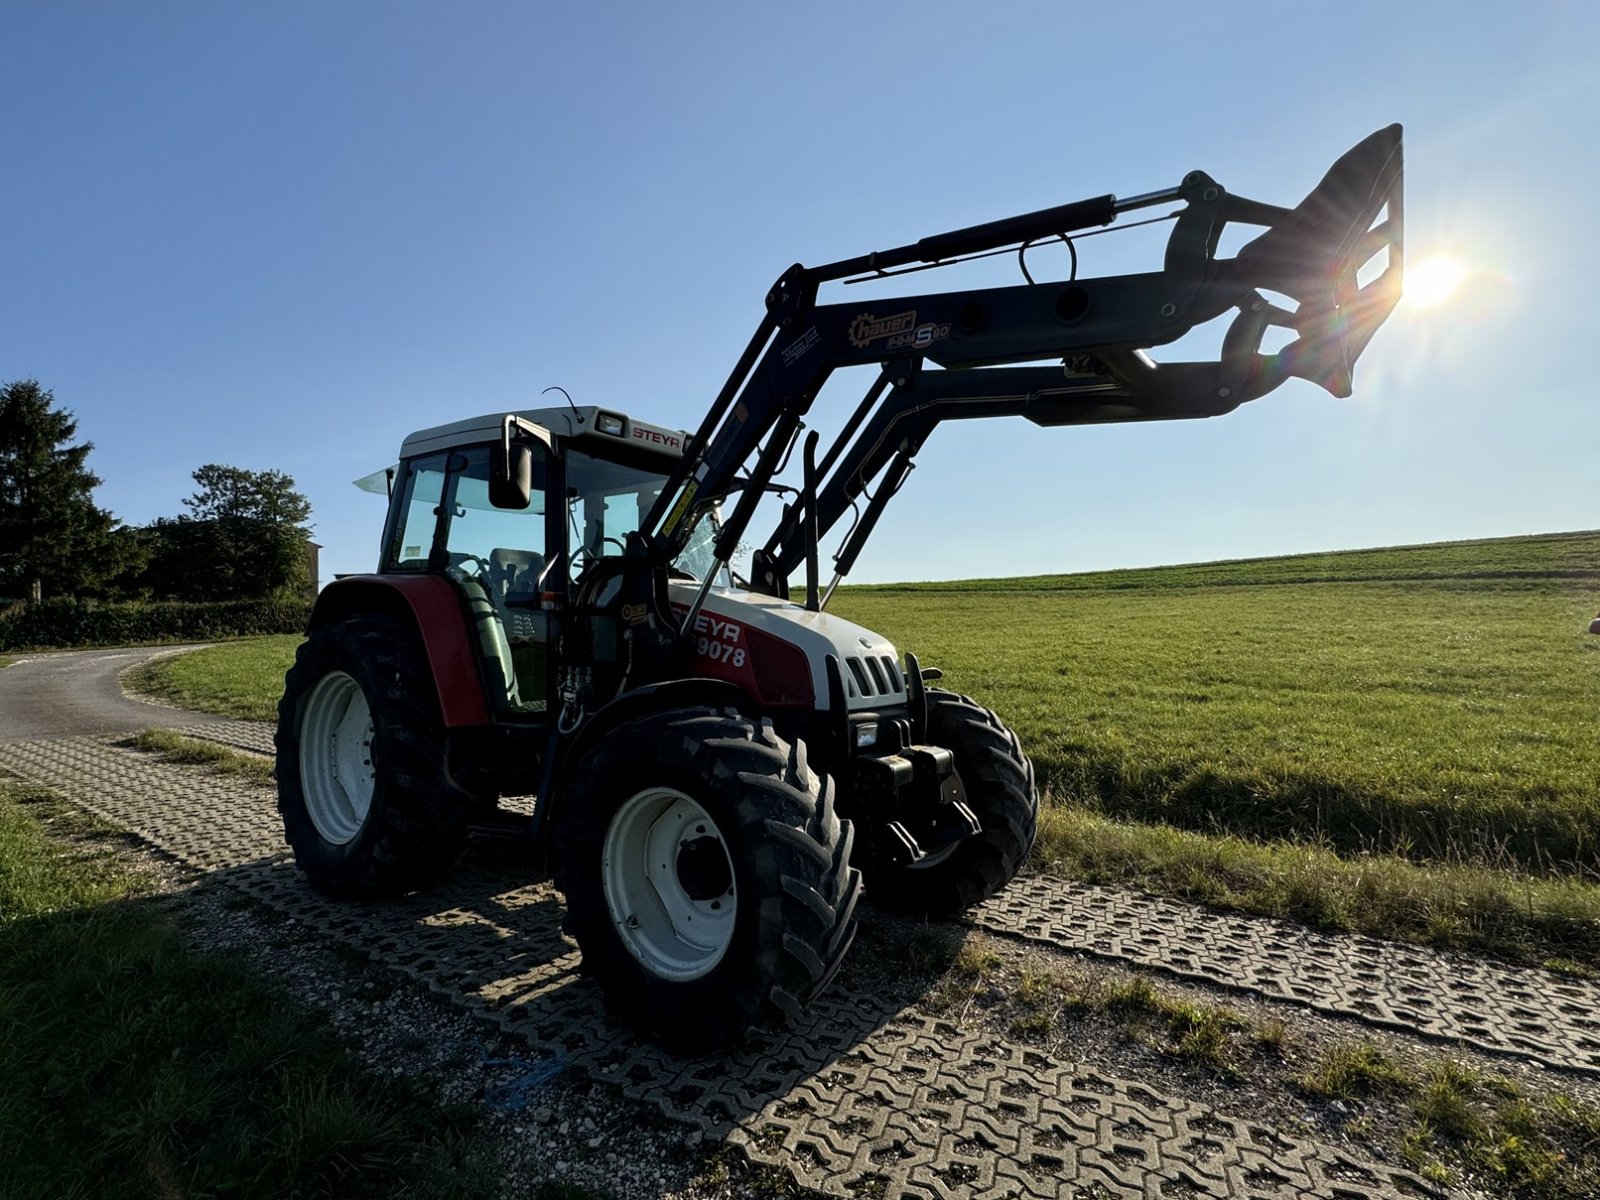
[697,636,746,668]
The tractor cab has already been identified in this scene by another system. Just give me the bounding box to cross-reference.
[365,403,904,747]
[372,406,704,722]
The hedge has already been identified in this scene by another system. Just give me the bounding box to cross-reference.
[0,597,312,651]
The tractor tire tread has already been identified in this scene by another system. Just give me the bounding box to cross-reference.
[553,705,859,1052]
[866,688,1038,914]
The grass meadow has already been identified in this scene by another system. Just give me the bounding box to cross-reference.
[128,634,303,723]
[830,531,1600,875]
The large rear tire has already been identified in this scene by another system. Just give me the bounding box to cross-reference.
[554,707,861,1053]
[867,689,1037,914]
[276,614,474,895]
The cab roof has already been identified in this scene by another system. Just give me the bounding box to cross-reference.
[398,405,689,460]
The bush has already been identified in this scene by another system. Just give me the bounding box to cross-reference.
[0,597,311,650]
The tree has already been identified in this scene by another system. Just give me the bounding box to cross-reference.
[140,464,314,602]
[184,463,313,527]
[0,380,132,601]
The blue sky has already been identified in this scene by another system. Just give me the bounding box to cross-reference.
[4,2,1597,585]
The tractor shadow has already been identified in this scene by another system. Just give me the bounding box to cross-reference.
[205,833,940,1144]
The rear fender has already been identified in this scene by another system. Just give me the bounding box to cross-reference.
[309,575,491,727]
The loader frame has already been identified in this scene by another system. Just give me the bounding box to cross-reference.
[622,125,1403,622]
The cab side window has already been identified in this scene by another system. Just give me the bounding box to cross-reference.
[386,454,449,570]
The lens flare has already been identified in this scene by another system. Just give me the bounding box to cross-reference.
[1405,255,1470,310]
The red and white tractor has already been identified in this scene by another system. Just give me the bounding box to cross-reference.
[277,127,1405,1050]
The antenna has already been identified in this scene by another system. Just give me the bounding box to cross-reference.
[542,385,583,424]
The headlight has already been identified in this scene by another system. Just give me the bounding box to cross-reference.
[854,724,878,749]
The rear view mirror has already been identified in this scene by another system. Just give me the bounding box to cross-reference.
[490,441,533,509]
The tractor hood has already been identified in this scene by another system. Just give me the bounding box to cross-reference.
[667,581,906,713]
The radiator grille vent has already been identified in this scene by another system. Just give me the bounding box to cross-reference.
[844,654,904,699]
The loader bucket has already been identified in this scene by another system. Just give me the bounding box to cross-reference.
[1227,124,1403,400]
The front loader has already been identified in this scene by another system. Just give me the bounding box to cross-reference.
[276,126,1404,1051]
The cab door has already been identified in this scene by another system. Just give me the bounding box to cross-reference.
[384,443,556,718]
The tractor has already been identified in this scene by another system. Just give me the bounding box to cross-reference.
[277,126,1405,1051]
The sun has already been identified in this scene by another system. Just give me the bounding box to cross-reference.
[1405,254,1470,310]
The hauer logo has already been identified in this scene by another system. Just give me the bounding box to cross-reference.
[631,426,682,451]
[848,310,918,348]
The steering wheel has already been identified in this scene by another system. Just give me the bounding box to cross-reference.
[446,552,493,586]
[570,538,627,568]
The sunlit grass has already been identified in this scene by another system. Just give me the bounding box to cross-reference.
[126,635,301,722]
[1302,1045,1600,1197]
[130,533,1600,942]
[1032,803,1600,968]
[120,729,275,786]
[831,532,1600,873]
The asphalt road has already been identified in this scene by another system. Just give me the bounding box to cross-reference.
[0,645,212,744]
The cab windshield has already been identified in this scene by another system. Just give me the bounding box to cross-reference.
[381,443,722,584]
[563,448,722,583]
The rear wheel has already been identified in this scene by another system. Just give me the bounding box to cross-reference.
[867,689,1038,914]
[554,707,861,1052]
[276,615,475,895]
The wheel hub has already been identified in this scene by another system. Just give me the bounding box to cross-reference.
[676,835,733,901]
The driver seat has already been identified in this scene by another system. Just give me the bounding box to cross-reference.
[489,547,546,599]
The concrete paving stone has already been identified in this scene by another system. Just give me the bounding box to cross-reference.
[0,735,1444,1198]
[180,718,278,756]
[193,719,1600,1078]
[972,869,1600,1079]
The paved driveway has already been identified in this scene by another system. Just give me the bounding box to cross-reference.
[0,645,214,743]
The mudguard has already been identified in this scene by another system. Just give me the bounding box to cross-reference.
[308,574,490,727]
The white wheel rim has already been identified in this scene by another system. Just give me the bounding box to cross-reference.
[298,671,376,845]
[601,788,736,982]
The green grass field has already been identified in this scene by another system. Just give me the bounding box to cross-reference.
[127,634,302,722]
[830,531,1600,874]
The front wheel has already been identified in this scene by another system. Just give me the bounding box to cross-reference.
[867,689,1038,914]
[554,707,861,1052]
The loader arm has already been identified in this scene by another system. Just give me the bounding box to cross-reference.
[640,125,1403,610]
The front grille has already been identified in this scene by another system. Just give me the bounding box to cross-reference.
[844,654,905,700]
